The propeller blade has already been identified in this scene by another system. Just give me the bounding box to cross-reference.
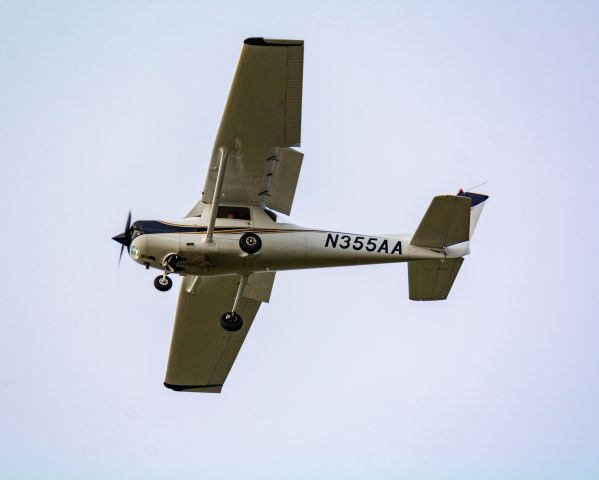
[114,209,133,267]
[125,209,131,233]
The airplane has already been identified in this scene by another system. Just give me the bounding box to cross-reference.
[112,38,489,393]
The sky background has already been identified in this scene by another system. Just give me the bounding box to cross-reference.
[1,1,598,478]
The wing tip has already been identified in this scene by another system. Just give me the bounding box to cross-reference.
[163,382,223,393]
[244,37,304,47]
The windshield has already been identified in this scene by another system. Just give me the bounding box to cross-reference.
[131,228,143,241]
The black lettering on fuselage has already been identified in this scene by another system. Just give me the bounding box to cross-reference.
[391,241,402,255]
[352,236,364,250]
[325,233,339,248]
[366,238,377,252]
[377,240,389,254]
[325,233,402,255]
[339,235,351,249]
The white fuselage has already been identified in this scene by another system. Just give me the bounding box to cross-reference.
[129,204,469,277]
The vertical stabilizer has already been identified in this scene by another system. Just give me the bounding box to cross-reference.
[457,190,489,239]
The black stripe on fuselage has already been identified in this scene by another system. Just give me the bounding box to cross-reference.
[130,220,318,237]
[131,221,389,239]
[131,220,247,236]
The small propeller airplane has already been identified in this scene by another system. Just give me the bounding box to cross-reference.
[113,38,488,393]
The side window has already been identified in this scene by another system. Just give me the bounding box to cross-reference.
[217,206,251,220]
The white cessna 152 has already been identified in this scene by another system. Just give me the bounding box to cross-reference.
[113,38,488,393]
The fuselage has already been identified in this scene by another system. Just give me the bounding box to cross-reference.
[128,204,469,277]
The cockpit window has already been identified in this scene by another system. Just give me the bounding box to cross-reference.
[217,206,251,220]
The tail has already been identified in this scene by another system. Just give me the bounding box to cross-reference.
[457,189,489,240]
[408,190,489,300]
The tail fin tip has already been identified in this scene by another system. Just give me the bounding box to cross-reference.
[457,190,489,238]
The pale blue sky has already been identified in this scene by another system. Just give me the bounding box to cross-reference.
[1,1,598,479]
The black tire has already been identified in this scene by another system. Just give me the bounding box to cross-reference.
[220,312,243,332]
[154,275,172,292]
[239,232,262,254]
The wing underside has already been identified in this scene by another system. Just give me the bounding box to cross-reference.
[200,38,304,214]
[164,272,275,393]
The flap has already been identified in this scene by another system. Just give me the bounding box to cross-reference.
[265,148,303,215]
[244,271,276,303]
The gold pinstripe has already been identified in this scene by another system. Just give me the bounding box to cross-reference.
[157,221,326,235]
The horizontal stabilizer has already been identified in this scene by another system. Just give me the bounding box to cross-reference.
[408,257,464,301]
[411,195,471,248]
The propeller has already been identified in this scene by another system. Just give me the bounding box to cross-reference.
[112,210,132,266]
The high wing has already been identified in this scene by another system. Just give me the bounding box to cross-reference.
[164,272,275,392]
[200,38,304,215]
[165,38,303,392]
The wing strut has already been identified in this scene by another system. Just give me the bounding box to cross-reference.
[232,274,248,313]
[204,147,228,244]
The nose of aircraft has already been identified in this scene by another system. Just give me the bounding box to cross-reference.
[129,235,147,263]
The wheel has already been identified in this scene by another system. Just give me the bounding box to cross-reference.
[220,312,243,332]
[239,232,262,254]
[154,275,173,292]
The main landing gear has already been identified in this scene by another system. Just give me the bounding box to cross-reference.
[215,234,263,331]
[219,234,262,329]
[239,232,262,254]
[220,312,243,332]
[219,274,249,332]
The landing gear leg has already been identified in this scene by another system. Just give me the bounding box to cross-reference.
[220,274,248,332]
[154,256,176,292]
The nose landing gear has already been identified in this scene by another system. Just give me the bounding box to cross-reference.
[154,275,173,292]
[154,254,178,292]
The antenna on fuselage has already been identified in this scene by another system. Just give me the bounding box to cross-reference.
[465,181,488,192]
